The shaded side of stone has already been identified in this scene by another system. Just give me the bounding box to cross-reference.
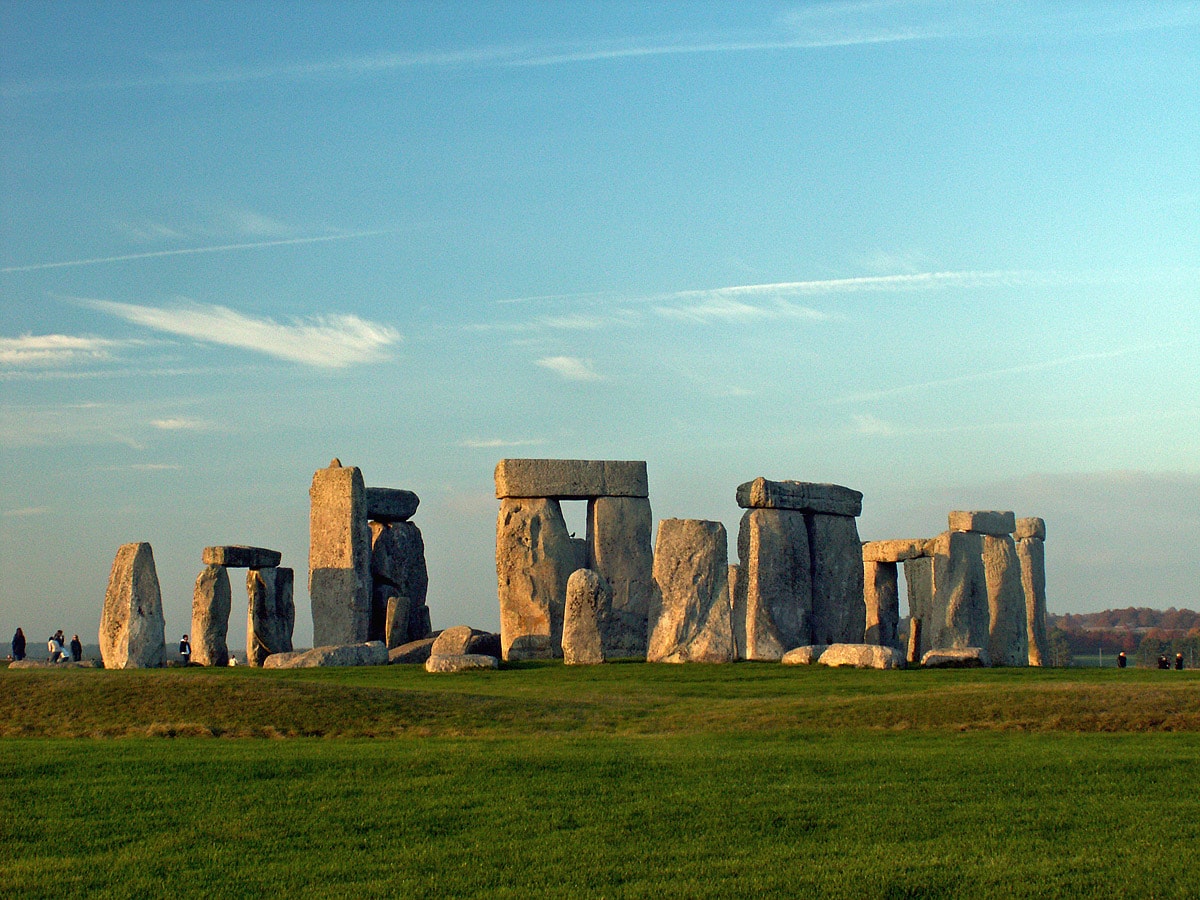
[383,594,415,649]
[202,545,281,569]
[808,514,866,645]
[494,458,648,499]
[99,542,165,669]
[246,567,294,667]
[586,496,653,658]
[191,564,231,667]
[863,560,900,648]
[365,487,420,523]
[388,637,436,664]
[647,519,733,663]
[369,520,428,643]
[263,641,388,668]
[309,463,372,646]
[733,508,811,661]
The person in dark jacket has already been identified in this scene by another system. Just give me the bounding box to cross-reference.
[70,634,83,662]
[11,628,26,661]
[179,635,191,666]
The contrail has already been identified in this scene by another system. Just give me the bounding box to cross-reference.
[1,230,389,274]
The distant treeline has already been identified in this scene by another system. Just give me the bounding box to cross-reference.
[1051,607,1200,633]
[1048,608,1200,667]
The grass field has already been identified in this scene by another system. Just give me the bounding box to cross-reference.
[2,662,1198,898]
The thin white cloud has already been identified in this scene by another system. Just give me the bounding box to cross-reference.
[149,417,216,431]
[2,506,50,518]
[84,299,400,369]
[128,463,183,471]
[655,294,831,324]
[458,438,546,449]
[536,356,603,382]
[0,334,122,367]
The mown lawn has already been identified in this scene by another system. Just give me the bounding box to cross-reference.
[2,663,1198,898]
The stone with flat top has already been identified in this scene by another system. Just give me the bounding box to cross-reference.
[202,545,282,569]
[494,459,648,499]
[735,478,863,517]
[948,511,1015,536]
[366,487,420,523]
[862,538,928,563]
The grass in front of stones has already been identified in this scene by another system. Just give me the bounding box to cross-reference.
[1,664,1199,897]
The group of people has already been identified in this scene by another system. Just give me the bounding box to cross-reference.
[8,627,82,663]
[1115,651,1187,670]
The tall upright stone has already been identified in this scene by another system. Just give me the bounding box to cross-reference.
[982,535,1028,666]
[309,460,371,646]
[99,542,165,669]
[562,568,610,665]
[922,531,989,651]
[496,497,585,660]
[733,508,811,660]
[647,519,734,663]
[863,559,900,648]
[384,593,416,649]
[369,520,428,643]
[586,496,653,658]
[1016,517,1049,666]
[191,564,231,667]
[808,513,865,645]
[904,557,933,659]
[247,567,294,667]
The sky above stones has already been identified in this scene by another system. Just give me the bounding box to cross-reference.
[2,1,1198,648]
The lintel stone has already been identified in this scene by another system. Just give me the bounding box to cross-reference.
[202,545,282,569]
[494,459,648,499]
[366,487,420,523]
[1015,517,1046,541]
[948,510,1015,536]
[862,538,928,563]
[736,478,863,517]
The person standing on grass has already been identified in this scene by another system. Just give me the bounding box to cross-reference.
[179,634,191,666]
[1176,653,1185,670]
[1117,651,1127,668]
[11,628,26,661]
[47,632,65,663]
[70,635,82,662]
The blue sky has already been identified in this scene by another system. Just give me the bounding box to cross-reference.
[3,1,1198,649]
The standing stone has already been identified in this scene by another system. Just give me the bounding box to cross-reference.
[982,535,1028,666]
[99,542,166,669]
[369,521,428,643]
[246,567,294,667]
[863,560,900,649]
[808,514,866,645]
[586,496,653,658]
[562,568,610,665]
[904,558,933,660]
[733,508,812,660]
[906,616,923,666]
[310,460,372,646]
[496,497,585,660]
[922,531,989,652]
[384,594,415,649]
[191,564,231,667]
[647,519,734,663]
[1017,533,1049,666]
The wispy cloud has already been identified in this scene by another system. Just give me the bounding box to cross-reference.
[2,506,50,518]
[149,417,216,431]
[84,299,400,369]
[458,438,546,449]
[655,294,831,324]
[536,356,603,382]
[0,334,123,367]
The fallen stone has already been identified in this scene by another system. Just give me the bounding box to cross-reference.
[818,643,905,669]
[809,513,866,646]
[1017,537,1049,666]
[780,645,828,665]
[431,625,475,657]
[862,539,928,563]
[365,487,420,523]
[191,564,231,667]
[982,535,1028,666]
[202,545,281,569]
[733,508,811,661]
[467,631,501,657]
[309,461,372,646]
[1015,517,1046,541]
[647,519,734,663]
[562,568,609,665]
[263,641,388,669]
[921,647,990,668]
[425,653,499,673]
[246,567,295,667]
[99,542,165,669]
[948,510,1016,536]
[863,560,900,648]
[735,478,863,517]
[586,496,653,658]
[8,659,101,669]
[388,637,436,664]
[494,458,648,499]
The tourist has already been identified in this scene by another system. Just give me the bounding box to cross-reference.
[1176,653,1184,671]
[179,634,191,666]
[47,632,65,663]
[1117,651,1126,669]
[1158,655,1169,670]
[11,627,26,661]
[70,634,83,662]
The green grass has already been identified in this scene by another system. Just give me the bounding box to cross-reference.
[2,664,1199,897]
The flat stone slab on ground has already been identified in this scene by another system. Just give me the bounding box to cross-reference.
[263,641,388,669]
[431,625,474,657]
[780,645,829,665]
[425,653,499,673]
[947,511,1015,536]
[365,487,420,523]
[736,478,863,517]
[388,637,436,664]
[494,458,648,499]
[862,539,929,563]
[202,545,282,569]
[1015,517,1046,541]
[8,659,101,669]
[921,647,990,668]
[818,643,905,669]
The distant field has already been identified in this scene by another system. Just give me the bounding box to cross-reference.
[2,663,1198,898]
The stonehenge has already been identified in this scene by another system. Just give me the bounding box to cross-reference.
[190,545,292,668]
[647,519,735,663]
[100,542,166,669]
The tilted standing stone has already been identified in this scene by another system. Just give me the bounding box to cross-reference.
[863,559,900,649]
[647,519,734,663]
[369,520,428,643]
[246,567,294,667]
[99,542,166,669]
[309,460,372,646]
[586,496,653,658]
[808,513,866,646]
[1015,517,1049,666]
[496,497,585,660]
[191,564,231,667]
[384,594,415,649]
[733,508,811,660]
[906,616,923,666]
[982,535,1028,666]
[562,568,610,665]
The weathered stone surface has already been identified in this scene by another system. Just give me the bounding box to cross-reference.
[431,625,475,657]
[495,458,648,499]
[202,545,281,569]
[309,462,372,646]
[906,616,923,665]
[383,594,415,649]
[415,605,432,640]
[365,487,420,523]
[246,567,295,667]
[948,510,1016,536]
[388,637,436,664]
[497,498,585,660]
[425,653,499,673]
[781,645,828,665]
[733,509,811,661]
[982,535,1028,666]
[263,641,388,669]
[1015,517,1046,541]
[562,568,609,665]
[863,560,900,648]
[191,564,231,667]
[369,521,428,642]
[921,647,989,668]
[904,560,933,661]
[1017,537,1049,666]
[818,643,905,669]
[809,514,866,646]
[647,519,734,663]
[736,478,863,517]
[586,496,653,657]
[9,659,101,669]
[862,539,928,563]
[100,542,165,669]
[920,531,990,652]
